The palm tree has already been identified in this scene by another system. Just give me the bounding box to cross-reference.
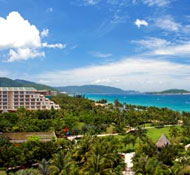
[123,134,137,149]
[87,153,112,175]
[38,158,50,175]
[84,137,122,175]
[134,127,147,143]
[169,126,180,138]
[49,150,72,175]
[73,135,92,164]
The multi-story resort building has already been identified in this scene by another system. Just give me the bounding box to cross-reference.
[0,87,60,112]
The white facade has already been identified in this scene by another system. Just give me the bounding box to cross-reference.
[0,87,60,112]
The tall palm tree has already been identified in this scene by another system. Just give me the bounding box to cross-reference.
[134,127,147,143]
[38,158,50,175]
[73,135,92,164]
[87,153,112,175]
[84,137,122,175]
[49,150,72,175]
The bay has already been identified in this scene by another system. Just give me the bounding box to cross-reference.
[85,94,190,112]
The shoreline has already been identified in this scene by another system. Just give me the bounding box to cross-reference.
[85,94,190,112]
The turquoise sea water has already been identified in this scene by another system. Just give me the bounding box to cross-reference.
[85,94,190,112]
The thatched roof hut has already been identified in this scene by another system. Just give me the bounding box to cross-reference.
[156,134,170,148]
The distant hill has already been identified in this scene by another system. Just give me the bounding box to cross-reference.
[148,89,190,94]
[0,77,55,90]
[54,85,139,94]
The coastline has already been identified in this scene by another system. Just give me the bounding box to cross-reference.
[85,94,190,112]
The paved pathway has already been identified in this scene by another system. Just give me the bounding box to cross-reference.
[122,152,135,175]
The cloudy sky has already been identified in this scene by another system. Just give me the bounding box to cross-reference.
[0,0,190,91]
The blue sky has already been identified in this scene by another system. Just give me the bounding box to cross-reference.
[0,0,190,91]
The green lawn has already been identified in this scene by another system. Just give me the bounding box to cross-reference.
[146,127,170,142]
[147,125,181,142]
[107,125,182,143]
[0,171,6,175]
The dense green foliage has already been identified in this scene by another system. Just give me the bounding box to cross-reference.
[1,136,125,175]
[1,94,190,174]
[0,94,181,135]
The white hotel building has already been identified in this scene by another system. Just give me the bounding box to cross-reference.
[0,87,60,112]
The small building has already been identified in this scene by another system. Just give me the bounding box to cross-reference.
[2,131,57,143]
[156,133,171,149]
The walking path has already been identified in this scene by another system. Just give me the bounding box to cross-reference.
[122,152,135,175]
[67,133,119,141]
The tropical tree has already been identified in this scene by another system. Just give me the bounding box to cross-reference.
[169,126,180,138]
[49,150,73,175]
[122,134,137,149]
[134,127,147,143]
[38,158,50,175]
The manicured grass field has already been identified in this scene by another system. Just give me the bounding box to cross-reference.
[146,127,171,142]
[147,125,181,142]
[108,125,181,143]
[0,171,6,175]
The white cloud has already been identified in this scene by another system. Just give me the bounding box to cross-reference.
[135,19,148,28]
[8,48,45,62]
[42,42,67,49]
[111,13,127,24]
[41,29,49,37]
[154,16,181,32]
[0,11,65,62]
[133,37,190,57]
[92,78,119,84]
[142,0,170,7]
[91,52,112,58]
[154,16,190,35]
[132,37,171,49]
[35,58,190,91]
[0,11,41,49]
[153,43,190,56]
[84,0,99,5]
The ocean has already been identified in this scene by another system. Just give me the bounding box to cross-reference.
[85,94,190,112]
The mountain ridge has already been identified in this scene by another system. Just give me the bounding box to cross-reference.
[0,77,55,90]
[0,77,190,94]
[54,85,140,94]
